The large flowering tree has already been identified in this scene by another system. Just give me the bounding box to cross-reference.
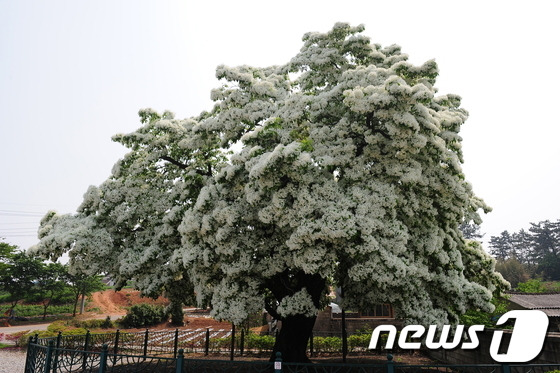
[34,23,507,362]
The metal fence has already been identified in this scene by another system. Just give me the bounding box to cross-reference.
[33,328,382,357]
[24,340,560,373]
[34,328,268,357]
[24,330,560,373]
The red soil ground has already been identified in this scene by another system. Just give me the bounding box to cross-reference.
[88,289,167,315]
[86,289,231,330]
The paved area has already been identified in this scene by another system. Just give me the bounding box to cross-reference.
[0,349,26,373]
[1,322,50,334]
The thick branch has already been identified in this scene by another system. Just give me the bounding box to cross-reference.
[160,156,212,176]
[160,156,187,169]
[366,112,390,140]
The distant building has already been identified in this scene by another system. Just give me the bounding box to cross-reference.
[507,292,560,332]
[313,303,402,334]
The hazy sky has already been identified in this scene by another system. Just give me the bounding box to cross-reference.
[1,1,559,251]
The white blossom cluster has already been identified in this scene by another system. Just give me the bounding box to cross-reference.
[32,109,214,306]
[277,289,319,318]
[33,23,507,326]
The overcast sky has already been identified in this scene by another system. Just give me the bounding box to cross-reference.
[1,1,559,251]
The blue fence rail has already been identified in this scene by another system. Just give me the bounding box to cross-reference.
[24,333,560,373]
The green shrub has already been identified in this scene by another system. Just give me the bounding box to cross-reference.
[210,335,232,350]
[347,334,371,352]
[120,304,167,328]
[208,332,274,352]
[245,333,275,352]
[47,320,68,333]
[313,336,342,352]
[68,317,115,330]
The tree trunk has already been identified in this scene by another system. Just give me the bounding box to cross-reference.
[42,302,49,320]
[72,293,79,317]
[79,294,86,314]
[265,271,327,363]
[270,313,316,363]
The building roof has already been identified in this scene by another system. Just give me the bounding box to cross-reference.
[507,293,560,317]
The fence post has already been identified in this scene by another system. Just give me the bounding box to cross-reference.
[82,330,91,371]
[44,340,55,373]
[240,329,245,356]
[502,364,511,373]
[175,349,184,373]
[98,344,108,373]
[309,331,314,357]
[205,328,210,356]
[173,328,179,358]
[143,329,149,357]
[386,354,394,373]
[341,308,347,363]
[52,332,62,373]
[24,336,35,373]
[113,330,120,364]
[274,351,282,373]
[230,323,235,361]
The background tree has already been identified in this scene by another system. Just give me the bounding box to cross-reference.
[489,231,515,261]
[30,262,73,320]
[511,229,534,265]
[459,222,484,241]
[488,219,560,280]
[530,220,560,280]
[33,23,507,362]
[0,241,17,274]
[66,272,106,316]
[0,250,44,313]
[495,257,529,288]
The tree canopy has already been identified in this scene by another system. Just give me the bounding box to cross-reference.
[32,23,507,362]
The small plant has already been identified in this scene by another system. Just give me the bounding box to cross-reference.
[102,316,114,328]
[8,330,41,347]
